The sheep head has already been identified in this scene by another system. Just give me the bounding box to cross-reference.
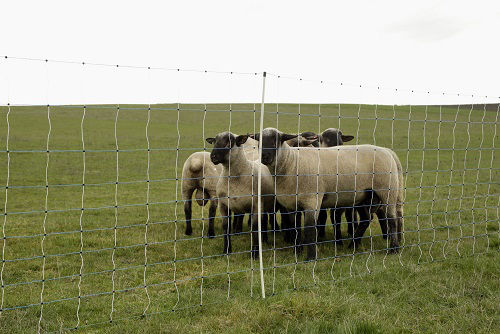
[319,128,354,147]
[206,132,249,165]
[250,128,298,166]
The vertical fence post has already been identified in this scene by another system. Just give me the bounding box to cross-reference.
[257,71,267,298]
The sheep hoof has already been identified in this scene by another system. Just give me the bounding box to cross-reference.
[347,242,355,249]
[223,245,232,254]
[388,246,400,254]
[335,240,344,247]
[207,230,215,239]
[382,234,388,240]
[185,227,193,236]
[251,247,259,259]
[305,254,316,261]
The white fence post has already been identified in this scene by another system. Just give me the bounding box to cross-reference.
[257,71,267,298]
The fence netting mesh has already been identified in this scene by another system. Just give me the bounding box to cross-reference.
[0,56,498,332]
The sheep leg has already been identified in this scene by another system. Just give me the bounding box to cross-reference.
[279,208,292,244]
[247,214,252,228]
[331,208,344,246]
[387,211,400,253]
[303,210,318,261]
[183,188,195,236]
[349,207,371,249]
[262,214,269,244]
[233,214,243,234]
[280,208,290,243]
[376,208,388,240]
[396,206,403,243]
[268,211,279,245]
[317,209,327,240]
[220,203,232,254]
[207,198,217,238]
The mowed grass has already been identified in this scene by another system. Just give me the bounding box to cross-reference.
[0,103,498,333]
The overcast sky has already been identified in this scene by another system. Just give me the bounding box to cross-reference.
[1,0,499,105]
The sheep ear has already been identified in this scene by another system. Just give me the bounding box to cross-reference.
[206,137,216,144]
[249,133,260,141]
[280,133,298,143]
[341,135,354,142]
[235,134,249,146]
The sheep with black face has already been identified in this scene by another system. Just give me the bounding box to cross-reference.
[317,128,355,240]
[206,132,276,257]
[252,127,402,260]
[319,128,354,147]
[319,128,381,243]
[317,128,404,246]
[182,136,264,237]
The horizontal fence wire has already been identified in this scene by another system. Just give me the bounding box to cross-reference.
[1,168,499,191]
[2,191,498,241]
[3,234,497,314]
[0,55,499,332]
[2,218,498,291]
[1,182,497,217]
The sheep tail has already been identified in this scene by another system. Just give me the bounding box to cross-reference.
[189,156,204,173]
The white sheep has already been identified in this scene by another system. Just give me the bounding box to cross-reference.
[206,132,276,257]
[181,137,262,238]
[252,127,403,260]
[181,152,221,237]
[317,128,355,241]
[350,146,404,245]
[317,128,404,246]
[272,131,320,243]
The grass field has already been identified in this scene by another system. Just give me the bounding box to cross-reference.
[0,103,498,333]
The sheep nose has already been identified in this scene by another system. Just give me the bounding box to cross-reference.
[261,154,272,165]
[210,152,219,164]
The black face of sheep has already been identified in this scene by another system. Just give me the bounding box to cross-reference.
[319,128,354,147]
[206,132,249,165]
[251,128,298,166]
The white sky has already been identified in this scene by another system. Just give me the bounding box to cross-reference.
[1,0,499,105]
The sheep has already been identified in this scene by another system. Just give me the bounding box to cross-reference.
[252,127,402,260]
[181,136,263,238]
[181,152,221,237]
[317,128,355,241]
[350,146,404,246]
[318,128,354,148]
[277,131,320,242]
[278,129,357,244]
[317,128,405,247]
[320,128,381,243]
[206,132,276,257]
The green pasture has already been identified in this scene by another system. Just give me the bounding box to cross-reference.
[0,103,498,333]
